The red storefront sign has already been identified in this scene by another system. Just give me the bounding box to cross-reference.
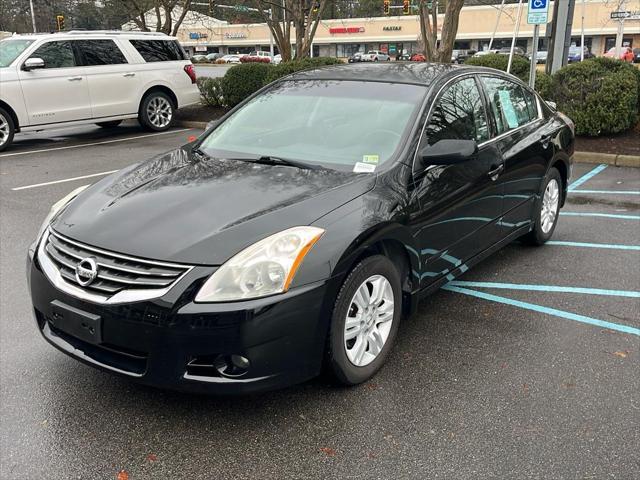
[329,27,365,34]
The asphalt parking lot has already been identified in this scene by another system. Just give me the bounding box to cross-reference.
[1,124,638,479]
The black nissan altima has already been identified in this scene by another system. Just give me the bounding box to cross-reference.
[27,63,574,394]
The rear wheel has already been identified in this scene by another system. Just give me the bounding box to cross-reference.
[138,92,174,131]
[0,107,15,152]
[96,120,123,128]
[326,255,402,385]
[522,167,562,245]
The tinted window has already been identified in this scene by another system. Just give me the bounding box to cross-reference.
[129,40,186,62]
[426,77,490,145]
[75,40,127,66]
[30,41,75,68]
[481,77,536,135]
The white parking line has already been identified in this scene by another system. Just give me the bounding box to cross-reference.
[0,128,192,158]
[12,170,120,191]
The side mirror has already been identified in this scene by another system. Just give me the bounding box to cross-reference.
[545,100,557,110]
[22,57,45,71]
[418,139,478,167]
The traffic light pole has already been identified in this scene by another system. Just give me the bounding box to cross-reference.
[29,0,37,32]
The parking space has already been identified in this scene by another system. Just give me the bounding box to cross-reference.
[1,143,638,478]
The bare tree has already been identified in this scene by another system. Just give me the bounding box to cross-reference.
[418,0,465,63]
[117,0,193,36]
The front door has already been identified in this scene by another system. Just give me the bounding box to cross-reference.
[18,40,92,125]
[409,75,504,287]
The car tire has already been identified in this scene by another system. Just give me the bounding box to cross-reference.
[522,167,563,245]
[0,107,15,153]
[326,255,402,386]
[138,91,175,132]
[96,120,123,128]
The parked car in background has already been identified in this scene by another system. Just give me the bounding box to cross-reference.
[474,49,500,57]
[451,49,476,64]
[567,46,594,63]
[27,63,574,394]
[191,54,207,62]
[0,30,199,151]
[409,53,426,62]
[633,48,640,63]
[272,54,282,65]
[206,52,223,61]
[221,54,243,63]
[604,46,634,62]
[531,50,548,64]
[361,50,390,62]
[498,46,526,57]
[246,51,272,62]
[348,52,364,63]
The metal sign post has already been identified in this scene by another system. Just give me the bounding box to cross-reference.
[507,0,525,74]
[526,0,549,87]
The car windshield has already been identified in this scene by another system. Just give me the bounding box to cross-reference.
[0,39,34,67]
[200,80,426,171]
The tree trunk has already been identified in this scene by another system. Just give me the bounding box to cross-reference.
[436,0,464,62]
[418,0,465,63]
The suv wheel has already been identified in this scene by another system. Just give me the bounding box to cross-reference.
[326,255,402,385]
[0,107,15,152]
[522,167,562,245]
[139,92,174,131]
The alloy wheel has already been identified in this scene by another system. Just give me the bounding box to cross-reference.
[344,274,395,367]
[0,112,9,147]
[541,178,560,234]
[146,97,173,128]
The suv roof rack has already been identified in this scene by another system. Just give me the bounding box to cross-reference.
[64,30,169,36]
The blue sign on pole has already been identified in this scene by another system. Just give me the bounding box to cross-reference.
[528,0,549,24]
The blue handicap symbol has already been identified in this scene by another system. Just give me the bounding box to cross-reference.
[530,0,547,9]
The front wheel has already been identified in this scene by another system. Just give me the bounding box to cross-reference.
[326,255,402,385]
[0,107,15,152]
[139,92,174,131]
[522,167,562,245]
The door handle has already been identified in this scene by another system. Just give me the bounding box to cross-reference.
[123,72,136,77]
[488,164,504,180]
[540,134,553,149]
[67,76,83,81]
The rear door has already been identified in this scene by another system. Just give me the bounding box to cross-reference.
[18,40,92,124]
[410,75,504,286]
[478,75,554,235]
[73,39,140,118]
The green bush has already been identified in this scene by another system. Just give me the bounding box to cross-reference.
[550,58,639,136]
[534,72,552,100]
[464,53,530,82]
[197,77,225,107]
[263,57,343,84]
[220,62,273,107]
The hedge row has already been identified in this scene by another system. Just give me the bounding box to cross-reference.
[464,53,530,82]
[198,57,342,108]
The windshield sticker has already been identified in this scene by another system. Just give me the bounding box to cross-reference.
[362,155,379,164]
[353,162,377,173]
[498,90,519,129]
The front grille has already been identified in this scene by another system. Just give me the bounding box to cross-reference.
[43,229,190,298]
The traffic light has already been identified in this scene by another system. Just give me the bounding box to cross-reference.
[383,0,390,15]
[312,1,320,13]
[403,0,410,15]
[56,15,65,31]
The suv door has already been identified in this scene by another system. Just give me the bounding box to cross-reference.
[18,40,92,124]
[478,75,554,235]
[73,39,140,118]
[410,75,504,286]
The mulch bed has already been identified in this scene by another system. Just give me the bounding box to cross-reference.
[575,123,640,156]
[175,104,226,124]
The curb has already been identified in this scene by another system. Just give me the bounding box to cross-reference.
[173,122,640,168]
[574,151,640,167]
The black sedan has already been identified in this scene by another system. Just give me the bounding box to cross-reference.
[27,63,575,394]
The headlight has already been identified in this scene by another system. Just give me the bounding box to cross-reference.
[35,185,89,243]
[195,226,325,302]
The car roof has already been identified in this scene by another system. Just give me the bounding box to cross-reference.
[3,31,176,41]
[286,62,472,87]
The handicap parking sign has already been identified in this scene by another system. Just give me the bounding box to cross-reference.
[528,0,549,24]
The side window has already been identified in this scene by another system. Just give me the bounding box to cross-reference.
[425,77,489,145]
[30,41,75,69]
[481,77,536,135]
[129,40,186,62]
[74,40,128,66]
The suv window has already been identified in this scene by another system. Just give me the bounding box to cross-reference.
[129,40,186,62]
[481,77,537,135]
[30,41,75,68]
[426,77,490,145]
[74,40,127,66]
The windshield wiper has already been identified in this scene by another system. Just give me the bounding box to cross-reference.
[252,156,321,170]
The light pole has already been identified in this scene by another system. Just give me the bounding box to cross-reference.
[29,0,37,33]
[507,0,524,74]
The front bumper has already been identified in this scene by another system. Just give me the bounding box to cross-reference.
[27,251,332,395]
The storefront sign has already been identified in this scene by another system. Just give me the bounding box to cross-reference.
[329,27,365,34]
[195,46,207,52]
[189,32,208,39]
[383,26,401,31]
[224,32,247,39]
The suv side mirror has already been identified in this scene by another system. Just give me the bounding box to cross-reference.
[22,57,45,71]
[418,139,478,167]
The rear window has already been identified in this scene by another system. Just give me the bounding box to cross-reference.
[129,40,186,62]
[75,40,127,66]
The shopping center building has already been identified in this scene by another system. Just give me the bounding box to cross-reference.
[171,0,639,58]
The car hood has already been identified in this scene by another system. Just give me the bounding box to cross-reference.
[52,147,374,265]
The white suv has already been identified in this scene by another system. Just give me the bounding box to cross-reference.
[0,31,200,151]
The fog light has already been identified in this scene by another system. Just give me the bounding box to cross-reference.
[214,354,250,378]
